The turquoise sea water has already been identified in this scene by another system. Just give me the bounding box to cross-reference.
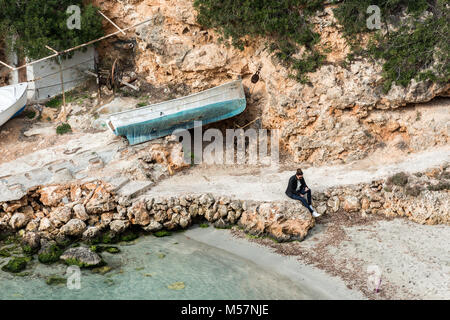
[0,232,307,300]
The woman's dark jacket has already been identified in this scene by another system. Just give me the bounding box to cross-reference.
[285,175,308,197]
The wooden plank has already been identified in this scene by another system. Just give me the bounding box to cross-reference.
[84,70,99,78]
[0,60,14,70]
[45,45,58,54]
[99,11,125,35]
[120,80,139,91]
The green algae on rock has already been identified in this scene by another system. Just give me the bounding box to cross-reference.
[1,257,30,273]
[60,247,104,268]
[153,230,172,237]
[0,248,11,257]
[89,245,120,254]
[46,275,67,285]
[22,244,38,255]
[105,247,120,254]
[91,266,112,275]
[38,244,63,264]
[120,231,140,242]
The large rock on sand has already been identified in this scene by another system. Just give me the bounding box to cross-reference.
[60,247,102,268]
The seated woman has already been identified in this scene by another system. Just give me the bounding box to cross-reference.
[285,168,320,218]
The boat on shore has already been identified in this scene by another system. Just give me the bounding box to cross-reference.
[0,83,28,127]
[107,79,247,145]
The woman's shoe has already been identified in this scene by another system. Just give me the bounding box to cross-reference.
[312,210,321,218]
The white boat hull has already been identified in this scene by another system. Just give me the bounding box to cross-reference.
[0,83,28,127]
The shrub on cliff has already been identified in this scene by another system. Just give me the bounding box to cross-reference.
[0,0,104,60]
[56,123,72,135]
[193,0,325,83]
[334,0,449,92]
[387,172,409,187]
[405,185,422,197]
[427,182,450,191]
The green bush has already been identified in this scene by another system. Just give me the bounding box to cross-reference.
[387,172,409,187]
[23,110,36,119]
[439,171,450,180]
[56,123,72,135]
[405,185,422,197]
[193,0,325,83]
[0,0,104,60]
[334,0,449,92]
[427,182,450,192]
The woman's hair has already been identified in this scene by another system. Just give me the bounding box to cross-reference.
[296,169,303,176]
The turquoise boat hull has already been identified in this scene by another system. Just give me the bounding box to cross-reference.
[114,98,246,145]
[108,80,247,145]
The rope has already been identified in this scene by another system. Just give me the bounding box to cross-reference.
[26,77,89,90]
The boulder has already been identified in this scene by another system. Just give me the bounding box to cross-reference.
[179,217,190,229]
[49,206,72,224]
[22,232,41,250]
[60,219,86,237]
[199,194,215,207]
[239,201,314,242]
[37,185,70,207]
[60,247,102,268]
[85,184,116,214]
[316,204,327,215]
[82,226,101,240]
[214,218,230,229]
[180,44,227,72]
[110,220,130,233]
[25,219,39,232]
[39,217,52,231]
[2,198,28,213]
[9,212,30,229]
[127,201,150,226]
[342,196,361,212]
[73,204,89,221]
[142,220,163,232]
[327,196,340,212]
[100,212,114,226]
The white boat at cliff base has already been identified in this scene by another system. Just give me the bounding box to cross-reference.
[0,83,28,127]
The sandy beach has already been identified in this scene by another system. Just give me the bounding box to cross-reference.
[185,213,450,300]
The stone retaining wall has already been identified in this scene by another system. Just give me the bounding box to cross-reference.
[0,166,448,252]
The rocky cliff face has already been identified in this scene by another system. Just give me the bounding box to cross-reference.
[95,1,449,165]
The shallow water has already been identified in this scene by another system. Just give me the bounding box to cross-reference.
[0,232,309,300]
